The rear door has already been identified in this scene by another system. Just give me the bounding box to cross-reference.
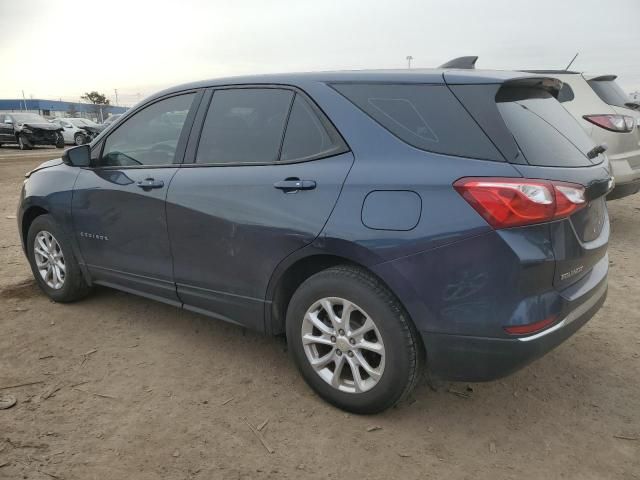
[166,87,352,329]
[72,91,201,303]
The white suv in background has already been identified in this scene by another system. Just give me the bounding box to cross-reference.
[529,71,640,200]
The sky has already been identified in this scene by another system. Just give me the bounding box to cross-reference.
[1,0,639,106]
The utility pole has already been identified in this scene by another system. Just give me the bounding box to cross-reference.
[114,88,119,106]
[21,90,27,111]
[406,55,413,69]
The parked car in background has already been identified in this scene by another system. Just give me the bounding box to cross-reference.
[50,118,105,145]
[18,69,611,413]
[439,58,640,200]
[102,114,122,126]
[0,112,64,150]
[524,71,640,200]
[50,118,90,145]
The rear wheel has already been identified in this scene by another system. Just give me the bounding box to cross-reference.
[286,265,422,414]
[18,135,32,150]
[55,133,64,148]
[26,215,90,302]
[74,133,86,146]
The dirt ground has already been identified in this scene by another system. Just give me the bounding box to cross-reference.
[0,146,638,480]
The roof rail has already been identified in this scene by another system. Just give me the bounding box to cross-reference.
[438,56,478,69]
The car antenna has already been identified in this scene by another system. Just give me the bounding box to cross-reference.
[564,52,579,71]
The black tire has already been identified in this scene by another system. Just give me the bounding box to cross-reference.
[286,265,423,414]
[26,214,91,303]
[74,133,85,146]
[18,134,32,150]
[55,133,64,148]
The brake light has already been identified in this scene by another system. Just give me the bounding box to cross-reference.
[583,114,635,133]
[504,316,556,335]
[454,177,586,229]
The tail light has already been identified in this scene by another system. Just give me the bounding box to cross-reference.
[454,177,586,229]
[504,315,556,335]
[583,114,635,133]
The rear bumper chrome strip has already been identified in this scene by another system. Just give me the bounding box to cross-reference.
[517,281,607,342]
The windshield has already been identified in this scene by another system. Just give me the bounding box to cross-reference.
[588,79,631,109]
[10,113,47,123]
[69,118,98,127]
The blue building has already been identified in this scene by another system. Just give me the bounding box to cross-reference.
[0,98,127,122]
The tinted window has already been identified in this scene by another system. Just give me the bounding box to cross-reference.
[496,87,596,167]
[557,83,575,103]
[332,83,502,161]
[101,93,195,167]
[280,95,346,161]
[588,79,631,108]
[196,88,293,164]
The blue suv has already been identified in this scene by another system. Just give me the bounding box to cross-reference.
[18,69,611,413]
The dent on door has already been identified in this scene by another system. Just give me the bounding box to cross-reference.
[72,167,180,303]
[166,152,354,330]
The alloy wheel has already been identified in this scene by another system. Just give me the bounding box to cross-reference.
[33,231,66,290]
[301,297,385,393]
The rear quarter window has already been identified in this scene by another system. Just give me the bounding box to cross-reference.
[331,83,503,161]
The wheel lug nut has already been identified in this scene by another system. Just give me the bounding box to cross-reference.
[347,351,354,357]
[336,350,342,356]
[330,336,336,343]
[349,338,355,345]
[338,329,345,336]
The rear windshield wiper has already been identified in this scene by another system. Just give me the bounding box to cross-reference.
[586,143,607,160]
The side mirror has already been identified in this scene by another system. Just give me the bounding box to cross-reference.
[62,144,91,167]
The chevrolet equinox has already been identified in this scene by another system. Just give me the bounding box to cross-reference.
[18,69,611,413]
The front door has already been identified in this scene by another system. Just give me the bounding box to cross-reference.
[72,91,200,304]
[167,87,353,329]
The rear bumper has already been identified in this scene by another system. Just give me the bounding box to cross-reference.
[608,177,640,200]
[422,278,607,382]
[608,148,640,199]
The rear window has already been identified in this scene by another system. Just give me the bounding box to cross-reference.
[496,87,596,167]
[332,83,503,161]
[588,79,631,109]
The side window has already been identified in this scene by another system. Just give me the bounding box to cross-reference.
[332,83,502,161]
[100,93,195,167]
[3,116,11,123]
[557,83,575,103]
[280,94,347,162]
[196,88,293,164]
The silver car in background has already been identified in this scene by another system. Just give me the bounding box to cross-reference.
[531,71,640,199]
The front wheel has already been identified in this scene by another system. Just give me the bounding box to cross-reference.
[74,133,86,146]
[18,135,32,150]
[26,214,91,302]
[286,265,423,414]
[55,133,64,148]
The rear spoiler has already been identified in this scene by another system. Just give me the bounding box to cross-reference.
[588,74,617,82]
[438,56,478,69]
[500,77,564,97]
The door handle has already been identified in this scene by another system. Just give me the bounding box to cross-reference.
[273,178,316,193]
[136,178,165,190]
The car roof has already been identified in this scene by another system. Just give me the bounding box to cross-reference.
[151,68,549,98]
